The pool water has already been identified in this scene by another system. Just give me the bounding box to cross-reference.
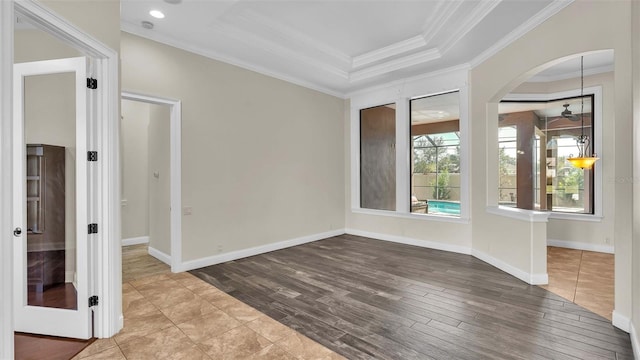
[428,200,461,215]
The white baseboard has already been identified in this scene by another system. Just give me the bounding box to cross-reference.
[530,273,549,285]
[179,229,345,272]
[345,228,549,285]
[547,238,614,254]
[612,310,631,332]
[630,321,640,360]
[118,314,124,332]
[344,228,472,255]
[472,248,548,285]
[148,246,171,265]
[122,236,149,246]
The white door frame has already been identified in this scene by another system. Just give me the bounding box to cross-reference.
[121,91,182,272]
[1,0,120,357]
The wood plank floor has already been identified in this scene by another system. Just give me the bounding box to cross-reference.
[191,235,633,360]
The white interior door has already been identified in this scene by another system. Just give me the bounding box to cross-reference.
[12,57,92,339]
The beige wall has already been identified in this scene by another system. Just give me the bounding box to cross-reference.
[40,0,120,53]
[470,0,633,320]
[121,32,345,261]
[631,0,640,350]
[120,99,150,239]
[513,72,616,248]
[147,103,171,255]
[15,29,80,62]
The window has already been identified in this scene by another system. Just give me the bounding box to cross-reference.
[498,95,595,214]
[351,77,467,221]
[360,104,396,211]
[411,91,461,217]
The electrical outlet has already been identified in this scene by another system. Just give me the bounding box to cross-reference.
[605,237,610,244]
[183,206,193,216]
[217,245,223,253]
[121,199,128,207]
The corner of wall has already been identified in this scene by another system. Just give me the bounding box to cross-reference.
[629,320,639,359]
[612,310,631,332]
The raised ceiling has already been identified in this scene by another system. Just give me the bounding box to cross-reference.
[121,0,572,97]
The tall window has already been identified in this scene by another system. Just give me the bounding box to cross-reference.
[498,95,595,214]
[360,104,396,211]
[411,91,461,217]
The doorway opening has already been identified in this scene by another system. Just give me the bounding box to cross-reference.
[121,92,182,274]
[497,50,615,322]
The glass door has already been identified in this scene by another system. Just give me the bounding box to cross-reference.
[13,57,92,339]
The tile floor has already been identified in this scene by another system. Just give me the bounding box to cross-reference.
[73,245,344,360]
[540,246,614,320]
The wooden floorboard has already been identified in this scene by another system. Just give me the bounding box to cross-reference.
[190,235,632,360]
[14,333,93,360]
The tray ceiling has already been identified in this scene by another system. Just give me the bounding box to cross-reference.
[121,0,573,97]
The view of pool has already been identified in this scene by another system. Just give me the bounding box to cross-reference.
[428,200,461,215]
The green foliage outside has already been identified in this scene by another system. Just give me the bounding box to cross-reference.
[557,157,584,195]
[413,134,460,201]
[498,147,516,188]
[433,170,451,200]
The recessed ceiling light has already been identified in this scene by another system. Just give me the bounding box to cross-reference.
[141,21,154,29]
[149,10,165,19]
[164,0,182,4]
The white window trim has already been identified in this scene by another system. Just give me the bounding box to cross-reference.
[349,67,470,222]
[500,86,603,221]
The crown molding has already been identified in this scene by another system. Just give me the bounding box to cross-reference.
[121,23,347,98]
[346,63,470,98]
[208,21,349,80]
[440,0,502,55]
[470,0,574,68]
[350,47,441,83]
[527,64,614,83]
[234,8,352,67]
[421,0,464,45]
[352,35,426,69]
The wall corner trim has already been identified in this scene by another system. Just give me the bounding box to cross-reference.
[612,310,631,333]
[177,229,346,273]
[122,236,150,247]
[148,246,171,266]
[118,315,124,332]
[630,321,640,360]
[547,238,614,254]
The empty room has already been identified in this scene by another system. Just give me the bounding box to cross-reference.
[1,1,640,359]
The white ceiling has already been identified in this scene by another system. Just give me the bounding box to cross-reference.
[121,0,575,97]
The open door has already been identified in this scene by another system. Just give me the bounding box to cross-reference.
[12,57,92,339]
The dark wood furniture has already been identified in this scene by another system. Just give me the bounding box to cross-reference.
[26,144,66,294]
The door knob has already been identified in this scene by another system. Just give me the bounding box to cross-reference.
[13,227,22,237]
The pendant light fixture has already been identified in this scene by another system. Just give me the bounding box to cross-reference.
[567,56,599,169]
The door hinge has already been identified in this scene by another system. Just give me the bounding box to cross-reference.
[88,295,99,307]
[87,78,97,90]
[88,223,98,234]
[87,151,98,162]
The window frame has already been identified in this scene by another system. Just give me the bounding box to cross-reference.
[349,70,470,223]
[500,86,603,221]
